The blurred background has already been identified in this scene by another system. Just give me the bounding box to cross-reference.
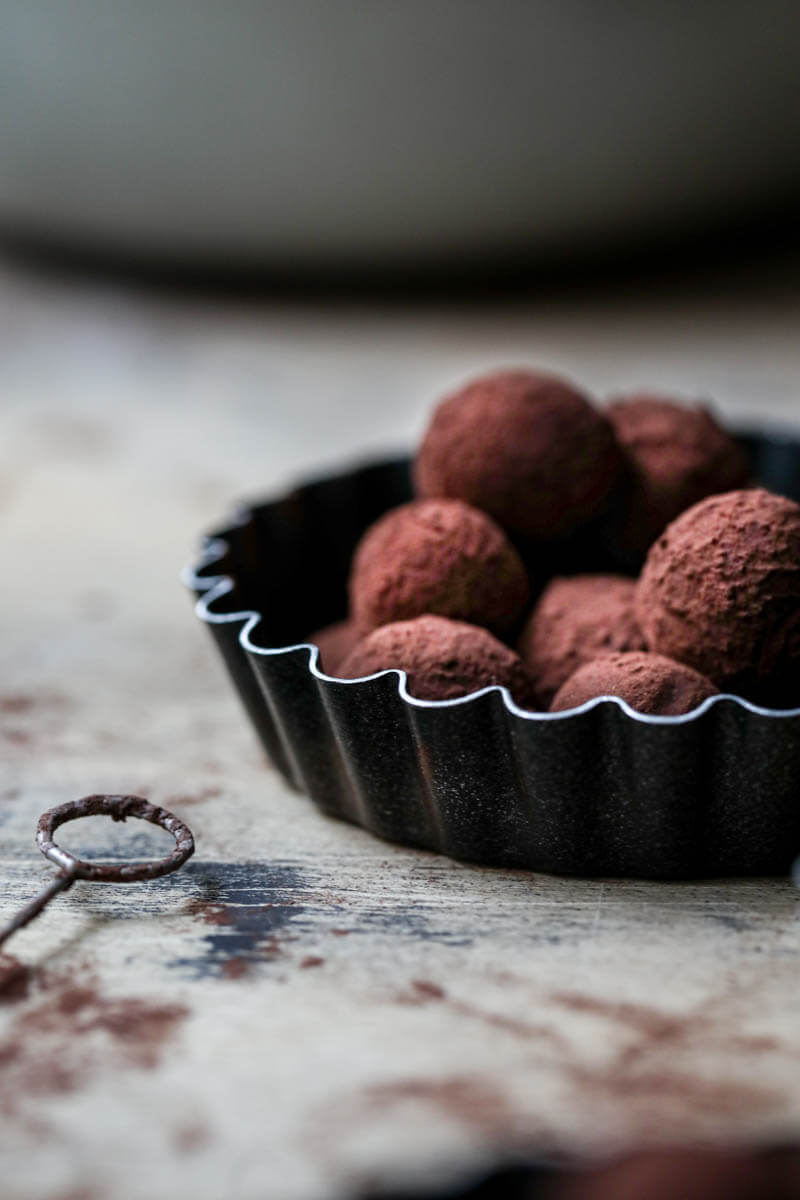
[2,5,800,1200]
[2,1,800,279]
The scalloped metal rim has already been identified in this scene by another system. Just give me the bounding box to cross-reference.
[183,441,800,879]
[184,539,800,727]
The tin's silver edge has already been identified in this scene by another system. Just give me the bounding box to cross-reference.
[182,537,800,727]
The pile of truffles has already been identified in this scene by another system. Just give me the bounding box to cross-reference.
[309,369,800,715]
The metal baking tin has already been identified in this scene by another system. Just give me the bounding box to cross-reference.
[185,430,800,880]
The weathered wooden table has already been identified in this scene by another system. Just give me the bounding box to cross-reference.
[2,256,800,1200]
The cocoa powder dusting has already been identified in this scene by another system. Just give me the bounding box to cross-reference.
[410,979,446,1000]
[348,497,529,635]
[339,614,537,707]
[552,990,780,1054]
[552,989,785,1128]
[553,990,686,1037]
[549,651,718,716]
[0,694,35,714]
[363,1075,516,1136]
[0,965,188,1118]
[165,786,222,807]
[415,368,623,539]
[565,1061,781,1124]
[635,487,800,701]
[0,691,70,715]
[221,957,251,980]
[173,1122,211,1154]
[607,394,750,555]
[518,575,645,708]
[4,729,32,745]
[398,979,570,1051]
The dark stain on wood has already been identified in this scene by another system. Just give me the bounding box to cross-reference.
[170,860,476,978]
[356,905,473,946]
[175,861,312,977]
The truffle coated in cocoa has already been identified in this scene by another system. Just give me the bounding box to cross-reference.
[607,394,750,555]
[307,619,360,675]
[348,498,529,635]
[338,614,538,707]
[550,651,718,716]
[414,369,624,539]
[518,574,645,707]
[635,487,800,702]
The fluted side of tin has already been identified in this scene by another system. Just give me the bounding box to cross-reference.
[186,439,800,879]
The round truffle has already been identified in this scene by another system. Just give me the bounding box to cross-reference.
[349,498,529,635]
[307,619,360,675]
[415,369,623,539]
[635,488,800,700]
[518,574,645,707]
[550,651,718,715]
[338,615,538,707]
[607,393,750,555]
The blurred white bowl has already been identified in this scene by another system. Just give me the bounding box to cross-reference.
[2,2,800,270]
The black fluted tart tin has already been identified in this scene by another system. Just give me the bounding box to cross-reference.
[185,429,800,880]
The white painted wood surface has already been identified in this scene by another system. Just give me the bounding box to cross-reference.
[1,256,800,1200]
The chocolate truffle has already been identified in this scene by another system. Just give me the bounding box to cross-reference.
[518,574,645,707]
[338,615,538,707]
[307,619,360,674]
[550,651,718,715]
[415,369,624,539]
[349,498,529,635]
[635,488,800,700]
[607,393,750,555]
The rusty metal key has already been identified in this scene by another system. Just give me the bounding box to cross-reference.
[0,794,195,950]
